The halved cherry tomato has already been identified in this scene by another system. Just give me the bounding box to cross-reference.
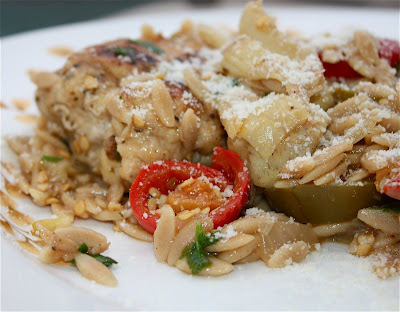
[209,147,251,229]
[383,173,400,200]
[321,59,361,79]
[320,38,400,79]
[129,147,250,234]
[379,38,400,67]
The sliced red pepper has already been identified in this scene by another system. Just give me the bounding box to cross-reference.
[129,147,250,234]
[320,38,400,79]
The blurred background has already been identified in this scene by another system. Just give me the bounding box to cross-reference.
[1,0,399,37]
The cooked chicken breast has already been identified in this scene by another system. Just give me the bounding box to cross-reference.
[32,37,225,189]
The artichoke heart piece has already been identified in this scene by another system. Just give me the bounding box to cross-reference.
[239,0,313,60]
[229,120,324,189]
[237,95,310,161]
[222,0,324,97]
[221,36,265,79]
[222,36,324,98]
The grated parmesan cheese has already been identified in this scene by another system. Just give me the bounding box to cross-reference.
[308,29,355,50]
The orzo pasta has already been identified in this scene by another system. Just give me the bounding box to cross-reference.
[1,0,399,286]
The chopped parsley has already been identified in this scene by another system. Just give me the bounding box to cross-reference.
[180,223,220,274]
[91,255,118,268]
[112,46,136,56]
[129,40,164,55]
[41,155,63,162]
[70,243,118,268]
[232,78,240,86]
[77,242,89,253]
[264,92,270,96]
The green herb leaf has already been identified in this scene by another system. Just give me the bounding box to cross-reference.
[180,223,220,274]
[264,92,270,96]
[187,242,212,274]
[71,243,118,268]
[92,254,118,267]
[41,155,63,162]
[129,40,164,54]
[116,151,121,162]
[112,46,135,56]
[232,78,240,86]
[368,204,400,213]
[196,224,220,247]
[181,243,192,258]
[77,242,88,253]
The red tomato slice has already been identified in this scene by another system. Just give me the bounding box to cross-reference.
[321,59,361,79]
[320,38,400,79]
[210,147,251,228]
[383,173,400,201]
[379,38,400,67]
[129,147,250,234]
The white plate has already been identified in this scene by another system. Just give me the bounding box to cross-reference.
[1,4,399,311]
